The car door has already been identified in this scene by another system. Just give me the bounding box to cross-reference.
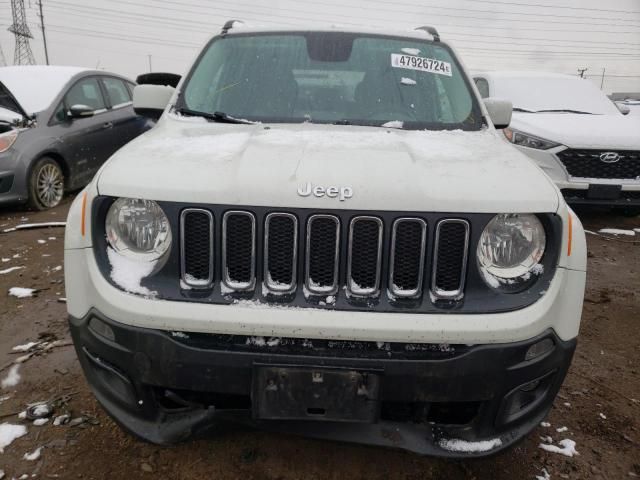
[56,76,113,185]
[98,76,150,163]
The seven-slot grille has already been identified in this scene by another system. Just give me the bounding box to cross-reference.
[557,149,640,180]
[180,210,471,302]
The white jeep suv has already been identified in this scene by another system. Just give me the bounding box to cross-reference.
[473,71,640,212]
[64,23,587,457]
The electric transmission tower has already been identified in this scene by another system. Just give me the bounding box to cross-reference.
[0,43,7,66]
[9,0,36,65]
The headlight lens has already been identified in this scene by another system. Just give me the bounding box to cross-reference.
[503,128,560,150]
[477,214,546,285]
[0,129,18,153]
[105,198,172,262]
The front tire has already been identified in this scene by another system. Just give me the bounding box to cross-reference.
[27,157,65,210]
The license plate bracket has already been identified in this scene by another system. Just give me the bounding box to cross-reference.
[587,184,622,200]
[252,364,381,423]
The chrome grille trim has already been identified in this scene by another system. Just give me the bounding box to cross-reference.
[389,218,427,298]
[305,214,340,295]
[180,208,214,289]
[222,210,256,291]
[264,212,298,294]
[347,216,383,297]
[431,219,470,301]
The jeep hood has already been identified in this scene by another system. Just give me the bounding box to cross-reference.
[511,112,640,150]
[97,119,559,213]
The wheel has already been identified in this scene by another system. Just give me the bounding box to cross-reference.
[27,157,65,210]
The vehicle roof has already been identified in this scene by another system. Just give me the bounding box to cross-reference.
[473,70,577,81]
[0,66,93,114]
[223,22,439,42]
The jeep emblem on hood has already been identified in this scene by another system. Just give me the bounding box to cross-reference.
[297,182,353,201]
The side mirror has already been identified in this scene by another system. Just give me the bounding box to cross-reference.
[483,98,513,130]
[68,104,95,119]
[615,102,631,116]
[133,84,175,121]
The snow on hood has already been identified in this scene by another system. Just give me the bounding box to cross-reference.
[511,112,640,150]
[97,119,560,213]
[0,66,89,115]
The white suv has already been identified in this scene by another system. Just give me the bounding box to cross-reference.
[64,23,586,457]
[473,71,640,212]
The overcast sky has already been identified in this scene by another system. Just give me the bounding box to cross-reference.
[1,0,639,93]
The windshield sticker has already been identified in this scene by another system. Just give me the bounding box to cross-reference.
[391,54,452,77]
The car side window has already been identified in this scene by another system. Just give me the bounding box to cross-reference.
[474,78,490,99]
[102,77,132,108]
[52,101,67,122]
[65,78,107,112]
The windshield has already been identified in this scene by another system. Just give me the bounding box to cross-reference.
[178,32,482,130]
[491,75,620,115]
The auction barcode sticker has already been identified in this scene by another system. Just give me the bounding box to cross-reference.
[391,53,452,77]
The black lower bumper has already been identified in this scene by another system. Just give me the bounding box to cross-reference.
[69,310,576,457]
[562,187,640,207]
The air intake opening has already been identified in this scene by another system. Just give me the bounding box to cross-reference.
[432,219,469,300]
[265,213,298,292]
[223,211,256,290]
[348,217,383,296]
[181,209,214,288]
[390,218,427,298]
[306,215,340,294]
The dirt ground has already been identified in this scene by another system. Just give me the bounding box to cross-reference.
[0,198,638,480]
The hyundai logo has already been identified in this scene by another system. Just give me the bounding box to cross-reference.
[600,152,621,163]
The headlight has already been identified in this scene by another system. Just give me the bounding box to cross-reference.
[105,198,172,262]
[0,129,18,153]
[477,214,546,287]
[503,128,560,150]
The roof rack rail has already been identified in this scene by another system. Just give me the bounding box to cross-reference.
[415,26,440,42]
[221,19,243,35]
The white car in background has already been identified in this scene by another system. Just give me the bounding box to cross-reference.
[473,72,640,213]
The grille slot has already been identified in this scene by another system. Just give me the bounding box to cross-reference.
[180,209,214,288]
[306,215,340,295]
[347,216,383,296]
[222,211,256,291]
[264,213,298,293]
[389,218,427,298]
[557,149,640,180]
[431,219,469,300]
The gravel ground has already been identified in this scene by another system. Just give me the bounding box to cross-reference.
[0,198,638,480]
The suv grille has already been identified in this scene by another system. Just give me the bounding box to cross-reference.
[180,210,471,303]
[557,149,640,180]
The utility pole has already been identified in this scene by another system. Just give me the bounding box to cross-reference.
[8,0,36,65]
[37,0,50,65]
[147,54,152,72]
[577,67,588,79]
[0,43,6,66]
[600,68,606,90]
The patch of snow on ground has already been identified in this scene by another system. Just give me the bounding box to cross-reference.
[598,228,635,236]
[12,342,39,352]
[382,120,404,129]
[23,446,42,461]
[563,402,571,407]
[37,239,46,244]
[107,248,156,296]
[535,468,551,480]
[540,421,551,427]
[556,426,568,433]
[53,414,70,426]
[439,437,502,453]
[32,418,49,426]
[401,77,417,86]
[1,258,9,262]
[599,412,607,419]
[1,365,21,389]
[0,266,24,275]
[401,48,421,55]
[540,435,553,443]
[0,423,28,453]
[539,439,579,457]
[8,287,36,298]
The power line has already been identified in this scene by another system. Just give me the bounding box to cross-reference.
[464,0,640,15]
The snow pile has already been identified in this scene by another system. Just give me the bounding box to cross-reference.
[1,365,21,389]
[0,266,24,275]
[12,342,39,352]
[8,288,36,298]
[0,423,28,453]
[539,439,579,457]
[439,437,502,453]
[23,446,42,461]
[598,228,635,236]
[107,248,156,296]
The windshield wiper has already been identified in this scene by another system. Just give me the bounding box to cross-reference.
[535,109,595,115]
[175,108,255,124]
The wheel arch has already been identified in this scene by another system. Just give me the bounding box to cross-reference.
[30,151,71,189]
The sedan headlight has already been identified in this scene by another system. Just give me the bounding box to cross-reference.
[503,128,560,150]
[0,129,18,153]
[477,214,546,288]
[105,198,172,263]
